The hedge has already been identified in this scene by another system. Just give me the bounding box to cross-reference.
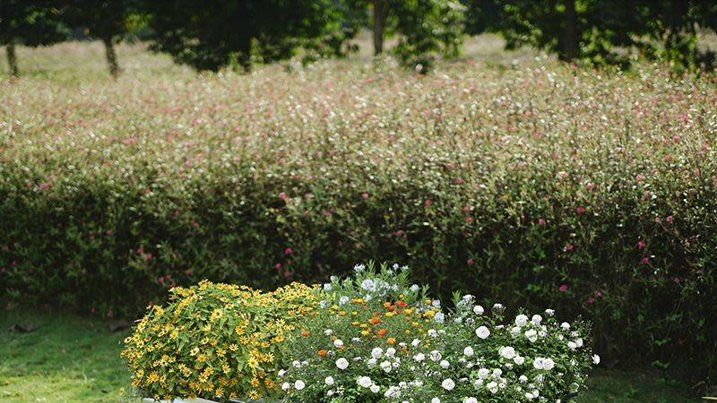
[1,59,716,385]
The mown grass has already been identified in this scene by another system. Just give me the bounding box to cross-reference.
[0,310,697,402]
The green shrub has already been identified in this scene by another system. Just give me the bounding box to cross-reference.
[121,280,318,401]
[1,53,716,385]
[280,263,597,402]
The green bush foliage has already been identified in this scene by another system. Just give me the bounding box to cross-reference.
[1,53,716,384]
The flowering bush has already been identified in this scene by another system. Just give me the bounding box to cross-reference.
[3,45,716,383]
[279,263,598,402]
[121,280,318,401]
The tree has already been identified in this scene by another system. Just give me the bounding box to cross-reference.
[630,0,717,73]
[473,0,716,71]
[0,1,65,76]
[142,0,355,72]
[351,0,465,69]
[62,1,135,77]
[463,0,503,35]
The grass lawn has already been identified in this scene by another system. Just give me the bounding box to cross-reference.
[0,310,698,402]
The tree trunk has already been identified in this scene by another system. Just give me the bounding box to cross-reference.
[373,0,386,55]
[102,37,120,78]
[562,0,579,61]
[7,43,18,77]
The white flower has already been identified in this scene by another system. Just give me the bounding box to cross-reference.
[514,355,525,365]
[531,314,542,325]
[533,357,555,370]
[492,303,505,312]
[357,376,373,388]
[430,350,442,361]
[431,399,441,403]
[434,312,445,323]
[412,339,421,347]
[370,385,380,393]
[440,360,450,369]
[441,378,455,391]
[371,347,383,359]
[463,346,474,357]
[324,329,333,336]
[281,382,291,391]
[576,338,584,348]
[524,329,538,343]
[475,326,490,339]
[386,347,396,357]
[413,353,425,362]
[525,392,535,400]
[380,360,392,372]
[478,368,490,379]
[354,264,365,273]
[487,381,499,393]
[339,296,349,305]
[499,346,516,360]
[336,358,349,370]
[465,398,478,403]
[323,283,332,291]
[361,279,376,291]
[592,354,601,365]
[333,339,344,348]
[325,376,334,386]
[385,386,401,398]
[294,380,305,390]
[473,305,484,315]
[410,284,420,292]
[561,322,570,330]
[515,314,529,327]
[519,375,528,383]
[278,369,286,377]
[428,329,438,338]
[545,309,555,316]
[567,341,577,350]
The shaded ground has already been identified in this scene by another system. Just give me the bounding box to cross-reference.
[0,310,697,402]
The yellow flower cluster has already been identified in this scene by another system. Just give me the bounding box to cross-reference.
[121,280,318,401]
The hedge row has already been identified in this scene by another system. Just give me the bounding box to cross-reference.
[1,60,716,384]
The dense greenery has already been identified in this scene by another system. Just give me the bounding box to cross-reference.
[468,0,717,71]
[0,310,695,402]
[3,1,717,74]
[1,43,715,388]
[0,0,65,76]
[123,263,598,401]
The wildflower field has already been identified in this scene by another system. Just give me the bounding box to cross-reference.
[1,36,716,394]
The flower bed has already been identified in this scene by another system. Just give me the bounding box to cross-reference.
[124,263,598,402]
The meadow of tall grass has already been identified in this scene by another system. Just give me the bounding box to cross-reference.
[1,38,716,385]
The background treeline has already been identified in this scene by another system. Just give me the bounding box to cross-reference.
[2,0,717,77]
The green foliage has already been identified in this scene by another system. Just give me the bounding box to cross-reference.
[0,1,65,46]
[390,0,465,70]
[1,46,716,388]
[143,0,355,72]
[121,281,319,401]
[477,0,717,71]
[280,263,596,402]
[0,0,66,75]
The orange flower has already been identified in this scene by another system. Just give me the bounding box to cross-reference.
[301,330,311,337]
[387,337,396,345]
[376,329,388,338]
[396,301,408,309]
[369,317,381,326]
[318,350,327,357]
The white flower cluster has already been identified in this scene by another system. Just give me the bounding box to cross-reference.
[280,263,598,402]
